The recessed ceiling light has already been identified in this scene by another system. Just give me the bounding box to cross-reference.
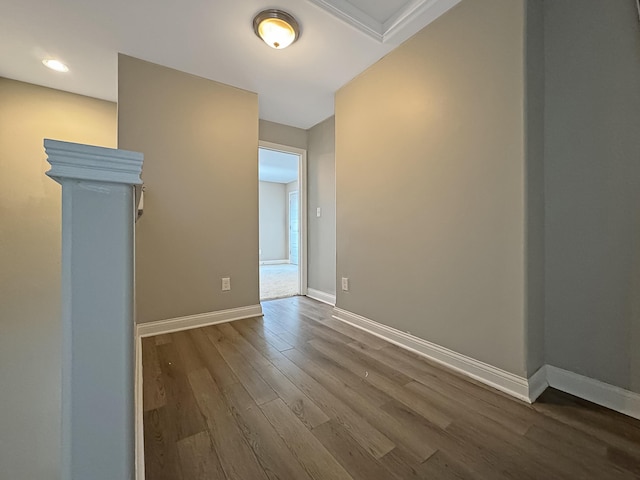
[42,59,69,72]
[253,9,300,49]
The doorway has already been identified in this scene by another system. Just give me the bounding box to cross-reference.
[258,142,307,300]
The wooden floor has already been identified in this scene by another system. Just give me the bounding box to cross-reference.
[142,296,640,479]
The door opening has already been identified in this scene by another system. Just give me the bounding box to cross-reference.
[258,142,307,300]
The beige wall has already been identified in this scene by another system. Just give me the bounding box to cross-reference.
[118,55,260,323]
[335,0,528,375]
[0,78,116,479]
[259,181,287,261]
[544,0,640,392]
[259,119,308,150]
[307,116,336,296]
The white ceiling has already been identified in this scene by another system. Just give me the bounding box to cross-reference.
[259,148,299,183]
[0,0,460,129]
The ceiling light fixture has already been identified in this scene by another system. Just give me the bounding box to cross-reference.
[42,59,69,72]
[253,9,300,49]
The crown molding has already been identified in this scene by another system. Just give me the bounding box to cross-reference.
[306,0,462,43]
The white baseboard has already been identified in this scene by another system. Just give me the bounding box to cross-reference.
[332,307,532,403]
[527,365,549,402]
[137,304,264,338]
[545,365,640,420]
[306,288,336,306]
[260,259,289,265]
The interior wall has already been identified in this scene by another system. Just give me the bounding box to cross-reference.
[118,55,260,324]
[524,0,546,376]
[544,0,640,392]
[259,119,308,150]
[335,0,528,376]
[259,181,287,261]
[0,78,116,480]
[307,116,336,296]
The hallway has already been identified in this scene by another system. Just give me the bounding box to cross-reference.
[142,297,640,479]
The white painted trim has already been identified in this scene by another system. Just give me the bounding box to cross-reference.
[306,0,383,41]
[306,288,336,306]
[546,365,640,420]
[260,259,289,265]
[332,307,532,402]
[259,140,308,297]
[527,366,549,403]
[383,0,462,42]
[137,305,263,338]
[135,335,145,480]
[45,138,143,185]
[305,0,461,43]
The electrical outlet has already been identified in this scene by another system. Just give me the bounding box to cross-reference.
[221,277,231,291]
[317,207,322,217]
[341,277,349,291]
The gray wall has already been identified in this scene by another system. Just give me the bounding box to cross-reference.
[259,181,287,261]
[544,0,640,392]
[0,78,117,480]
[335,0,528,376]
[525,0,546,376]
[259,119,308,150]
[307,116,336,296]
[118,55,260,323]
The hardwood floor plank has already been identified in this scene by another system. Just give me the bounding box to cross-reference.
[260,398,354,480]
[283,348,436,462]
[143,407,183,480]
[204,326,278,405]
[222,382,315,480]
[294,342,393,407]
[233,321,289,359]
[172,330,207,373]
[176,431,226,480]
[154,334,173,346]
[187,368,269,480]
[188,328,238,388]
[310,338,413,386]
[142,337,167,412]
[223,323,330,429]
[308,338,452,429]
[419,450,479,480]
[269,351,396,459]
[405,380,530,436]
[318,317,390,349]
[156,342,207,440]
[311,420,394,480]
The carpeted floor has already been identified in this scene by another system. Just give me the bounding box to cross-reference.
[260,263,299,300]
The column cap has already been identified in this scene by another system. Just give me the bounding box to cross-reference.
[45,139,143,185]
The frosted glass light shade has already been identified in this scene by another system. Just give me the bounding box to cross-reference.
[253,10,300,49]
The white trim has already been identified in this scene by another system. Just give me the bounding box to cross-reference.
[45,138,143,185]
[259,140,308,297]
[332,307,532,402]
[136,305,263,338]
[305,0,461,43]
[527,366,549,403]
[135,335,145,480]
[545,365,640,420]
[306,288,336,306]
[260,259,289,265]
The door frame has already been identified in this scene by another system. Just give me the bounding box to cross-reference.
[259,140,307,296]
[288,190,299,266]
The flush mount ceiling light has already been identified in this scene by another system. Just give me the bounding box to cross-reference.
[42,59,69,72]
[253,9,300,49]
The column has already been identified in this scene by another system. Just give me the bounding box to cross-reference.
[45,139,143,480]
